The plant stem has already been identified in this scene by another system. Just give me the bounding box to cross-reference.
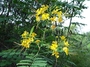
[67,0,74,37]
[68,16,73,33]
[54,58,57,67]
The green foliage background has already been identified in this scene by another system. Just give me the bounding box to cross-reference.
[0,0,90,67]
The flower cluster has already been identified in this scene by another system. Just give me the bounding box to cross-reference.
[35,39,40,45]
[21,31,37,48]
[50,41,59,58]
[36,5,63,23]
[50,36,70,58]
[50,8,62,22]
[36,5,49,22]
[60,36,69,55]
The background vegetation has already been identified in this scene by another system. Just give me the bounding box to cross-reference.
[0,0,90,67]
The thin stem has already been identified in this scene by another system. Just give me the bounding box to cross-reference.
[42,28,46,41]
[34,44,40,57]
[54,58,57,67]
[68,16,73,33]
[67,0,74,37]
[67,10,74,37]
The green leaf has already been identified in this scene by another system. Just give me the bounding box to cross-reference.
[20,60,32,63]
[17,54,48,67]
[30,26,35,35]
[17,63,30,65]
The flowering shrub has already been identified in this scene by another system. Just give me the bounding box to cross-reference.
[20,5,70,58]
[18,4,71,67]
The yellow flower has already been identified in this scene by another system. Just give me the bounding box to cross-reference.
[41,5,45,7]
[50,41,59,58]
[36,9,41,16]
[39,8,45,14]
[52,9,59,14]
[52,51,59,58]
[64,41,69,47]
[36,15,40,22]
[51,25,56,30]
[60,36,66,40]
[41,13,49,20]
[21,37,34,48]
[41,5,49,11]
[56,36,58,38]
[50,17,56,22]
[58,17,62,22]
[35,40,40,44]
[21,31,29,38]
[50,45,57,51]
[21,39,30,48]
[57,11,62,17]
[31,32,37,38]
[50,41,58,51]
[52,41,57,44]
[36,8,44,15]
[29,38,34,42]
[63,47,69,55]
[36,5,49,16]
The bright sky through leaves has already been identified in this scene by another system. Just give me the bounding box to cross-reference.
[63,0,90,33]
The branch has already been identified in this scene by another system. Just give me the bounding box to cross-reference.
[67,0,74,36]
[68,13,73,33]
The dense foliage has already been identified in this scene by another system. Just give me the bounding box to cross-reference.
[0,0,90,67]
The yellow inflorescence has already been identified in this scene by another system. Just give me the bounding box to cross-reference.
[41,13,49,20]
[51,10,62,22]
[21,31,37,48]
[50,41,59,58]
[30,32,37,38]
[36,5,49,16]
[50,43,58,51]
[58,17,62,22]
[35,40,40,44]
[64,41,69,47]
[60,35,70,55]
[21,31,29,38]
[60,36,66,40]
[35,5,63,23]
[50,17,56,22]
[63,47,69,55]
[36,15,40,22]
[21,38,32,48]
[52,51,59,58]
[36,5,49,22]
